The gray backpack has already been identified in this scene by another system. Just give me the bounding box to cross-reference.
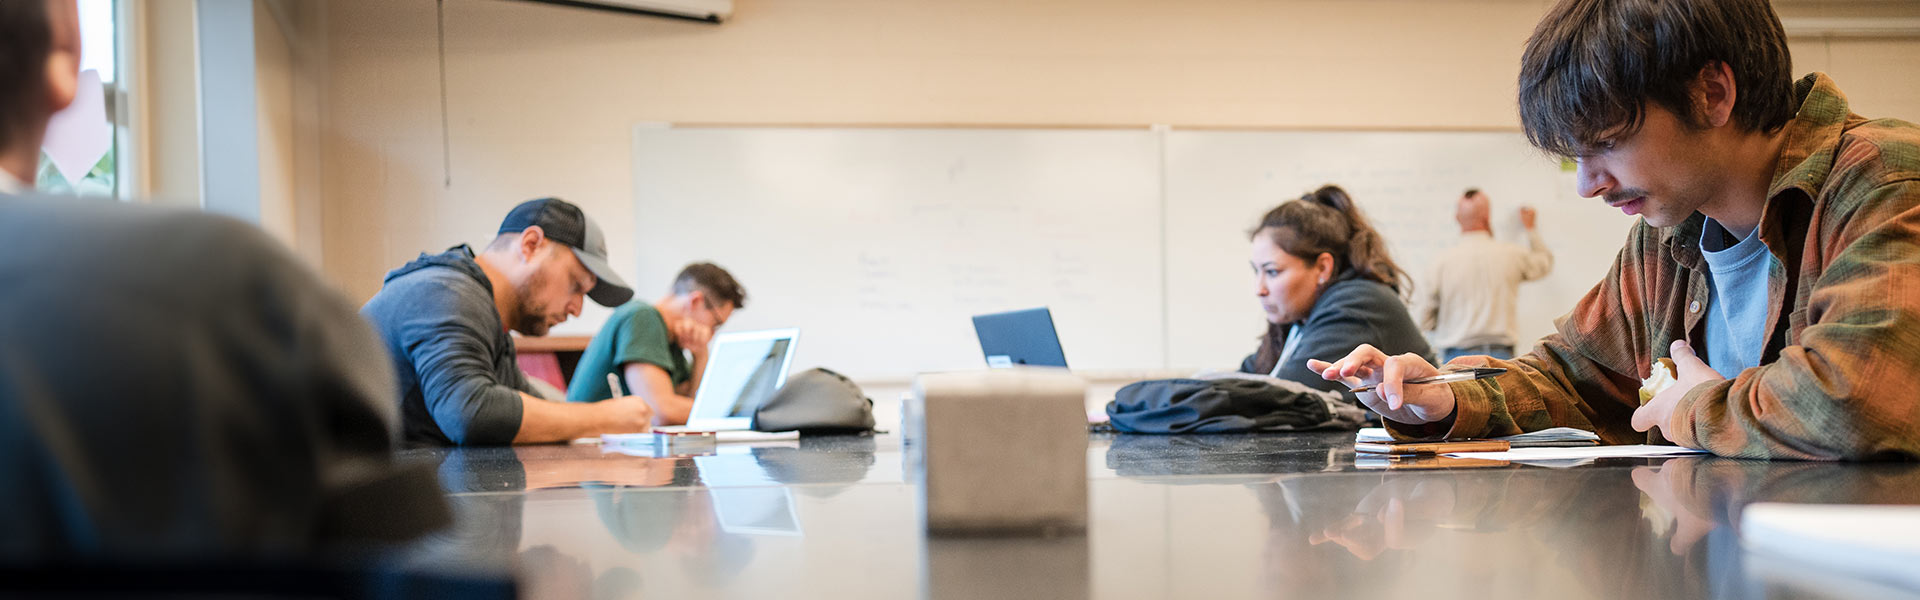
[752,368,876,433]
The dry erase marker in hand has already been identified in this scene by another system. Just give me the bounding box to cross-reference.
[1349,367,1506,394]
[607,373,625,397]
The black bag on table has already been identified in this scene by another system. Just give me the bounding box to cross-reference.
[1104,374,1367,434]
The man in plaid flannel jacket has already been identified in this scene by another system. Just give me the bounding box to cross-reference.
[1310,0,1920,460]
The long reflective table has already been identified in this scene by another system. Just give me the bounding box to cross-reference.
[395,432,1920,599]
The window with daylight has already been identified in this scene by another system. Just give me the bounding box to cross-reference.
[36,0,122,198]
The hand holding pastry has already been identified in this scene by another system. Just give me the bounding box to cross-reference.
[1631,340,1725,434]
[1639,357,1678,405]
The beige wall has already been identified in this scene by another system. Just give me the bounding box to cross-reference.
[255,0,295,248]
[255,0,328,265]
[1791,36,1920,116]
[312,0,1920,303]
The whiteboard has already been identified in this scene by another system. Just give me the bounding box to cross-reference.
[627,127,1639,379]
[1163,130,1636,368]
[631,128,1165,380]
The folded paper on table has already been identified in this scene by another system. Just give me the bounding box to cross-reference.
[1441,444,1705,467]
[1355,426,1600,447]
[715,430,800,443]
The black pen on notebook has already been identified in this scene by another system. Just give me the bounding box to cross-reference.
[1348,367,1507,394]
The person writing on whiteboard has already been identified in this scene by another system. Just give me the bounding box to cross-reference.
[362,198,658,445]
[566,263,748,426]
[1416,188,1554,362]
[1311,0,1920,460]
[1238,185,1433,408]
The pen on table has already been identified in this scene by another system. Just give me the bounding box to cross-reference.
[1348,367,1507,394]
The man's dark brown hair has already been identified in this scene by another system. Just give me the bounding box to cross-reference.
[0,0,54,148]
[1518,0,1798,158]
[672,262,747,309]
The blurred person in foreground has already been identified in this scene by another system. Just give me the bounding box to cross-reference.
[0,0,446,560]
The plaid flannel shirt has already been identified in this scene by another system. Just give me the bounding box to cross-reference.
[1391,73,1920,460]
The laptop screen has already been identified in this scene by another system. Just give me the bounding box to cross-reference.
[687,328,801,429]
[971,307,1069,369]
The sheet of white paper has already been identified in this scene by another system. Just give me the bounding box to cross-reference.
[1443,444,1706,461]
[42,69,111,186]
[1743,503,1920,593]
[714,430,800,443]
[1356,426,1601,444]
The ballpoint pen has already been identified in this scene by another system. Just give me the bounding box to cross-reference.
[1348,367,1507,394]
[607,373,626,397]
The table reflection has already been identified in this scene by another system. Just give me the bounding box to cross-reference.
[590,486,758,589]
[388,433,1920,599]
[395,436,885,599]
[1248,465,1706,598]
[1104,432,1346,479]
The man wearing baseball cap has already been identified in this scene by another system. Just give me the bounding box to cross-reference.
[363,197,654,445]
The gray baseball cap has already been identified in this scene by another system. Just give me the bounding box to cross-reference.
[497,197,634,307]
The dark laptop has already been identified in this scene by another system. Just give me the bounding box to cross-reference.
[971,307,1069,369]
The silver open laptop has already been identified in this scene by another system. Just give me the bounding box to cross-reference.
[655,327,801,433]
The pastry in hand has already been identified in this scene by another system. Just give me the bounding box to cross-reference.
[1639,357,1678,404]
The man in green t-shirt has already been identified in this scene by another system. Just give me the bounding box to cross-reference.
[566,263,749,425]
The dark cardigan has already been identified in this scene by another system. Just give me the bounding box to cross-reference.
[1239,278,1435,405]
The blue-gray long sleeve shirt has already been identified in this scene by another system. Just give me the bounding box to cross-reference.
[361,246,533,446]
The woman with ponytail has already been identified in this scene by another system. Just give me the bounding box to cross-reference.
[1239,185,1433,407]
